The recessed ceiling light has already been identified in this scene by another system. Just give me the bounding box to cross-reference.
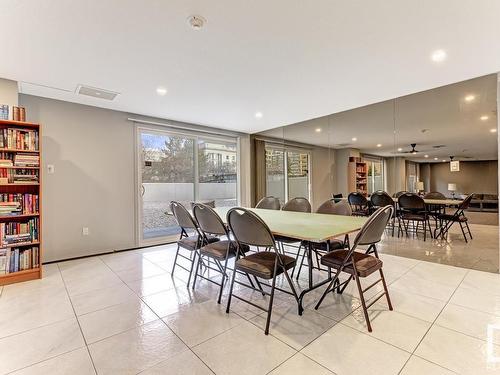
[464,94,475,102]
[424,155,429,158]
[376,144,382,148]
[397,147,403,152]
[480,115,489,121]
[255,112,263,119]
[315,128,322,133]
[490,128,497,133]
[156,87,167,96]
[351,137,357,141]
[431,49,447,63]
[434,157,438,161]
[442,159,446,162]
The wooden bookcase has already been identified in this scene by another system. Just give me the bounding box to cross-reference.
[0,119,42,285]
[348,157,368,196]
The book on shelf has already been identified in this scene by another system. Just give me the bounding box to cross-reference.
[0,128,38,151]
[11,106,26,122]
[0,217,39,247]
[0,193,39,215]
[14,154,39,167]
[0,105,8,121]
[0,168,38,184]
[0,246,39,274]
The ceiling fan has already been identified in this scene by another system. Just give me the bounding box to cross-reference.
[401,143,420,154]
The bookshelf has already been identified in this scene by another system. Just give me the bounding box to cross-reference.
[0,119,42,285]
[348,157,368,196]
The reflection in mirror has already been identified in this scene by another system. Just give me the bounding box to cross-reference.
[257,73,498,272]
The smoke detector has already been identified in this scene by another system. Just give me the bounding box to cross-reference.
[187,15,206,30]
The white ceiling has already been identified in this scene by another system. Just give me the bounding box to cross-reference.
[260,74,498,161]
[1,1,500,133]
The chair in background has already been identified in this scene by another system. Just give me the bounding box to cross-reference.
[398,193,433,241]
[434,194,474,242]
[225,208,299,335]
[424,191,446,228]
[295,200,352,280]
[255,196,281,210]
[314,206,394,332]
[332,193,343,203]
[370,190,396,236]
[348,192,371,216]
[275,197,311,276]
[192,203,250,303]
[170,201,219,286]
[393,191,408,198]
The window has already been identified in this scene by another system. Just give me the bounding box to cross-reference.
[139,128,238,242]
[265,147,310,203]
[365,157,384,194]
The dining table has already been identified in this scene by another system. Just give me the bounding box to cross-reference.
[211,207,368,314]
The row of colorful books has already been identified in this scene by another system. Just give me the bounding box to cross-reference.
[0,105,26,122]
[0,218,39,246]
[0,128,39,151]
[0,193,39,215]
[13,154,40,166]
[0,246,39,274]
[0,169,38,184]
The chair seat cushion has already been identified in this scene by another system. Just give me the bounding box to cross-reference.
[235,252,296,279]
[311,239,346,252]
[320,250,382,277]
[352,209,370,216]
[274,235,301,244]
[178,235,219,251]
[400,213,426,221]
[201,240,250,260]
[437,214,468,222]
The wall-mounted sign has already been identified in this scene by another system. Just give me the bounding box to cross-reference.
[450,160,460,172]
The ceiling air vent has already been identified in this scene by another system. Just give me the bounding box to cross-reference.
[76,85,119,101]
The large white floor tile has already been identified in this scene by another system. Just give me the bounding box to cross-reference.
[139,348,212,375]
[415,325,500,375]
[63,271,123,296]
[450,284,500,316]
[1,264,64,298]
[462,270,500,296]
[70,282,138,315]
[79,299,158,344]
[342,307,431,352]
[0,285,75,338]
[142,287,210,318]
[10,347,95,375]
[373,288,447,322]
[59,258,111,281]
[88,320,187,375]
[436,303,500,345]
[404,261,467,288]
[163,300,243,347]
[268,352,334,375]
[0,318,85,374]
[126,273,177,297]
[114,261,167,282]
[193,321,296,375]
[302,289,361,322]
[100,252,150,272]
[250,305,337,350]
[302,323,410,375]
[400,355,456,375]
[390,273,457,301]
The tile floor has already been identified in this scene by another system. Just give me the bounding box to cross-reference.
[0,234,500,374]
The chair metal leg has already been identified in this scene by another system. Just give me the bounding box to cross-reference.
[466,221,473,239]
[379,268,393,311]
[225,261,238,314]
[171,245,181,275]
[315,268,342,310]
[290,242,302,278]
[186,251,198,288]
[217,256,230,304]
[295,246,307,280]
[191,250,202,290]
[353,270,372,332]
[460,222,468,243]
[265,261,279,335]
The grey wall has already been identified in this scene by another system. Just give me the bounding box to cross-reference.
[0,78,18,108]
[427,160,498,196]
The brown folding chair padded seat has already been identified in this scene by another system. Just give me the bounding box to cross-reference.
[310,239,346,252]
[236,252,296,279]
[321,250,383,277]
[200,240,250,260]
[437,213,468,222]
[179,235,219,250]
[400,212,427,221]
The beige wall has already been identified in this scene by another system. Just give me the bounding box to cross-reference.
[311,146,334,210]
[426,160,498,196]
[19,94,248,262]
[0,78,18,109]
[386,157,406,195]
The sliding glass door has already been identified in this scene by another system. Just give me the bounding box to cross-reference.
[138,127,239,244]
[265,147,310,203]
[365,158,384,194]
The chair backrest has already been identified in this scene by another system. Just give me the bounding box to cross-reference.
[398,193,425,211]
[424,191,446,200]
[348,192,368,207]
[393,191,408,198]
[370,191,394,208]
[353,205,394,247]
[255,196,281,210]
[332,193,343,203]
[459,193,474,211]
[282,197,312,213]
[316,199,336,214]
[192,203,227,236]
[170,201,198,230]
[317,199,352,215]
[227,207,275,247]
